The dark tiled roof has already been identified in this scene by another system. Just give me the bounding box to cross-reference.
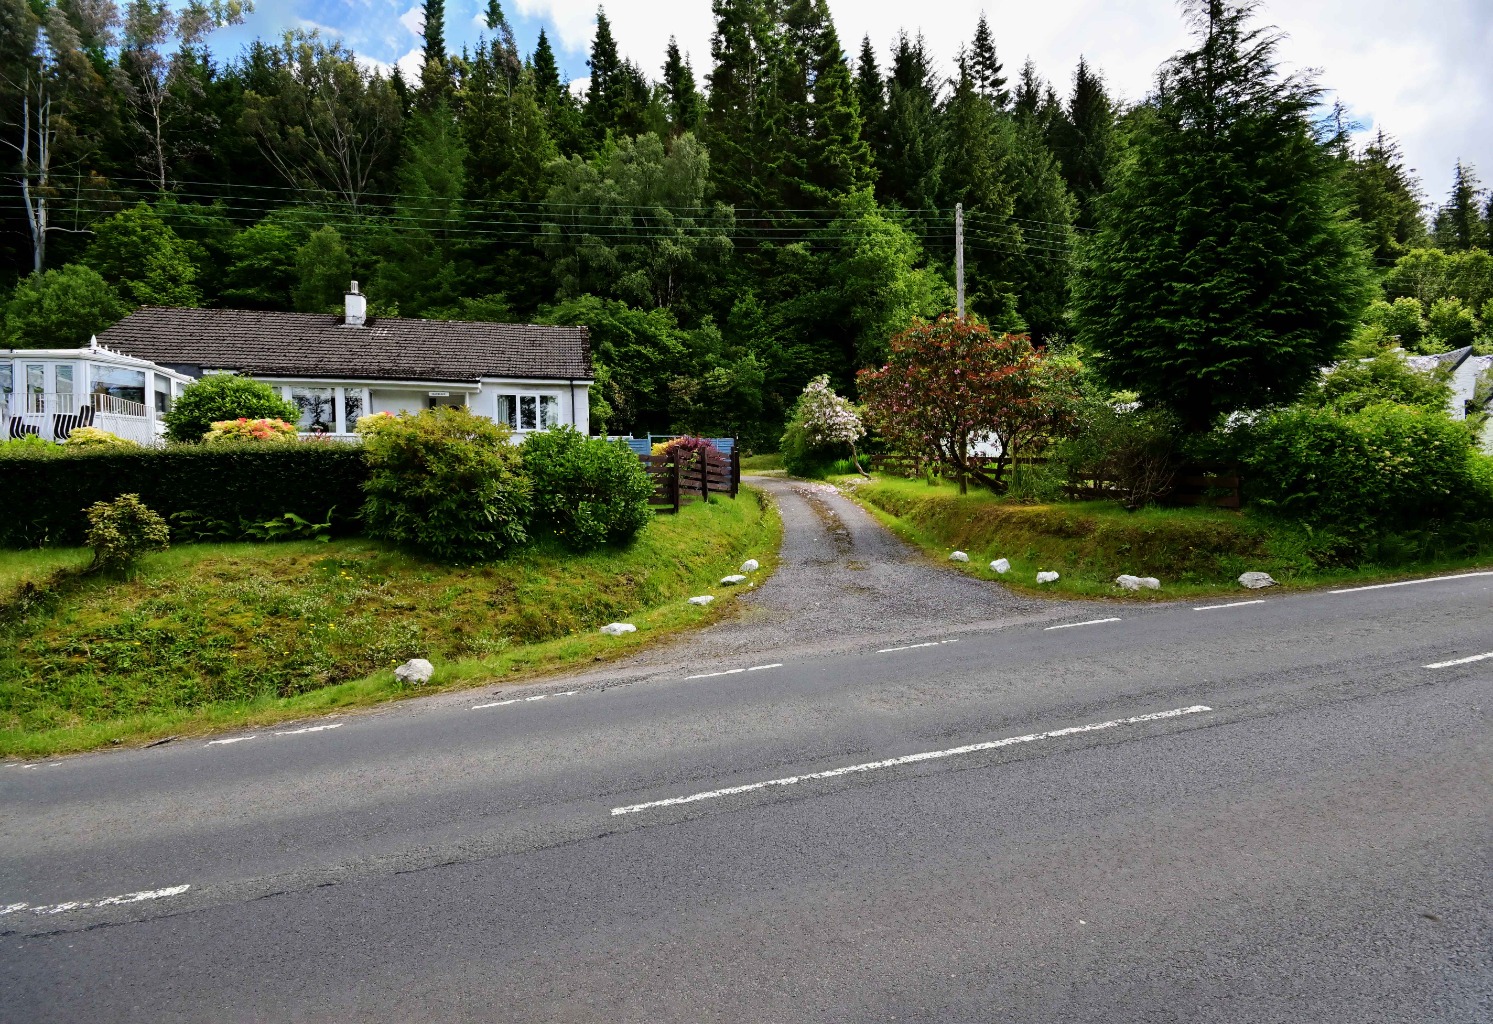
[96,307,591,383]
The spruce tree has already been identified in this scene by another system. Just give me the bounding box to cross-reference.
[1013,58,1041,120]
[1073,0,1372,431]
[532,29,587,156]
[1002,117,1077,339]
[879,32,941,212]
[1432,161,1488,252]
[662,37,703,137]
[584,7,624,144]
[1052,57,1116,229]
[705,0,774,207]
[419,0,450,104]
[853,35,886,165]
[1346,130,1427,263]
[779,0,874,207]
[969,14,1008,109]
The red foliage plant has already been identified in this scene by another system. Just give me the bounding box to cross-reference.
[657,436,722,463]
[857,316,1081,493]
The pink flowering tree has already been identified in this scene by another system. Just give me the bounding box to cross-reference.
[781,375,868,477]
[857,316,1079,493]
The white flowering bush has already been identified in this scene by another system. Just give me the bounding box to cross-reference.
[780,375,868,477]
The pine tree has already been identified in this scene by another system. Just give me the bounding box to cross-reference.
[662,37,703,137]
[778,0,874,207]
[969,13,1008,109]
[705,0,775,207]
[853,35,886,159]
[1073,0,1372,430]
[532,28,586,155]
[533,28,561,98]
[1432,161,1488,252]
[1002,118,1077,339]
[1052,57,1116,229]
[879,32,941,212]
[584,7,624,145]
[419,0,451,104]
[1346,130,1427,263]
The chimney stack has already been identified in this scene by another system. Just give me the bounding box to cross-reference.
[344,281,366,327]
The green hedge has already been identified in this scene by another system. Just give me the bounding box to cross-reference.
[0,443,369,547]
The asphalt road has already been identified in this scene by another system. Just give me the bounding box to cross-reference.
[2,479,1490,1022]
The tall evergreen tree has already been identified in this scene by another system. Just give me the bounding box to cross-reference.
[778,0,874,207]
[662,37,703,137]
[1013,58,1041,120]
[878,32,941,212]
[1432,161,1488,252]
[1052,57,1116,229]
[1073,0,1372,431]
[531,28,586,155]
[1002,118,1077,339]
[583,7,624,144]
[969,13,1008,109]
[853,35,886,164]
[1345,130,1427,263]
[419,0,451,103]
[704,0,775,207]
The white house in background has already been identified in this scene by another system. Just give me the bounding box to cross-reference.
[1404,346,1493,452]
[1,341,195,445]
[90,284,594,439]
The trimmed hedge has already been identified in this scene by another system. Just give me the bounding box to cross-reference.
[0,443,369,547]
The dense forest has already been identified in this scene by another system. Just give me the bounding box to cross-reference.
[2,0,1491,446]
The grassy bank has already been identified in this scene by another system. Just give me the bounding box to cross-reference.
[843,474,1493,600]
[1,489,778,758]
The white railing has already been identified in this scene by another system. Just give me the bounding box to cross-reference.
[3,391,159,446]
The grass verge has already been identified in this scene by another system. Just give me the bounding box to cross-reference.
[841,474,1493,601]
[1,488,779,758]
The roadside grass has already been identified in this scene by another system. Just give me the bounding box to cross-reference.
[740,452,784,472]
[839,473,1493,601]
[0,489,779,758]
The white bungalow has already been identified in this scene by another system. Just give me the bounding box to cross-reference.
[85,283,593,440]
[1,341,194,445]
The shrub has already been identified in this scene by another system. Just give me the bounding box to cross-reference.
[1055,402,1180,510]
[0,433,57,453]
[84,493,169,570]
[0,444,368,547]
[522,426,655,550]
[781,375,866,477]
[654,435,720,461]
[1236,403,1485,545]
[359,407,531,563]
[62,427,137,448]
[1301,350,1453,416]
[202,417,299,443]
[164,374,300,443]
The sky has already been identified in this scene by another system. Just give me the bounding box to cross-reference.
[210,0,1493,209]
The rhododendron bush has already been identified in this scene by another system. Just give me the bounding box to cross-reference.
[857,317,1080,493]
[202,418,299,443]
[780,375,867,477]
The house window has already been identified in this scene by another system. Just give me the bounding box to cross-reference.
[0,364,11,397]
[539,394,560,428]
[55,365,74,412]
[291,387,335,433]
[26,364,45,411]
[519,396,537,431]
[495,395,516,429]
[343,389,363,428]
[91,366,146,407]
[154,376,171,416]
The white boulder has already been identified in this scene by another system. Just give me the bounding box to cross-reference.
[720,574,748,585]
[1036,571,1060,584]
[394,658,434,685]
[949,550,970,562]
[1138,577,1161,590]
[687,595,714,606]
[1116,575,1162,591]
[740,559,760,573]
[599,622,637,636]
[1238,572,1278,590]
[990,558,1010,574]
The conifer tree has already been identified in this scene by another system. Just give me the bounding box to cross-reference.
[584,7,624,144]
[419,0,450,103]
[853,35,886,154]
[879,32,941,212]
[532,28,586,155]
[1013,58,1040,120]
[1346,130,1427,262]
[705,0,775,207]
[1432,161,1488,252]
[969,14,1008,109]
[1074,0,1372,430]
[1052,57,1116,229]
[1002,118,1077,339]
[779,0,873,207]
[662,37,703,137]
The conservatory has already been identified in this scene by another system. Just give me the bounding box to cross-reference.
[0,342,194,446]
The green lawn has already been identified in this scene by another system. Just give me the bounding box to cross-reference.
[843,474,1493,601]
[0,489,779,757]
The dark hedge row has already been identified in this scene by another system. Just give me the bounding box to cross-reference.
[0,444,370,548]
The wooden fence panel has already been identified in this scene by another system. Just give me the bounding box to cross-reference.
[639,446,741,512]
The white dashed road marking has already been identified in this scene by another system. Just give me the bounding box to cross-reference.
[1194,599,1267,611]
[877,640,960,654]
[473,691,578,710]
[611,705,1214,816]
[0,884,191,917]
[1044,618,1121,631]
[685,664,784,680]
[1424,651,1493,669]
[205,736,254,746]
[1330,571,1493,594]
[274,723,343,736]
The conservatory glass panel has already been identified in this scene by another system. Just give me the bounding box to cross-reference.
[91,366,146,406]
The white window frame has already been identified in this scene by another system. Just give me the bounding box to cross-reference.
[493,390,563,433]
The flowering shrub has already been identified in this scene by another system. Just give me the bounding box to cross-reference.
[163,373,300,443]
[202,417,299,443]
[780,375,866,477]
[63,426,138,448]
[355,411,396,433]
[654,436,721,462]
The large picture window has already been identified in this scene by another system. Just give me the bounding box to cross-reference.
[495,392,561,431]
[342,389,363,429]
[91,365,146,406]
[291,387,335,432]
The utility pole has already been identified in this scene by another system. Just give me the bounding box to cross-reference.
[955,203,965,321]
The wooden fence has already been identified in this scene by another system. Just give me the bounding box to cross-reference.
[640,447,741,513]
[867,454,1241,509]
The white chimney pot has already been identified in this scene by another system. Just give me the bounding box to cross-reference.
[344,281,366,327]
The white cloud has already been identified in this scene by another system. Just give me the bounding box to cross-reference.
[513,0,1492,206]
[398,4,424,37]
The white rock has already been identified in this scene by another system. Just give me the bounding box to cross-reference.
[393,658,434,685]
[1036,571,1060,584]
[990,558,1010,574]
[740,559,760,573]
[720,574,748,585]
[1138,577,1161,590]
[1238,571,1277,590]
[949,550,970,562]
[687,595,714,606]
[599,622,637,636]
[1116,574,1143,591]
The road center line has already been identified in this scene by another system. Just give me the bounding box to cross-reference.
[0,884,191,917]
[685,665,782,680]
[273,723,343,736]
[205,736,254,746]
[611,704,1214,816]
[1044,617,1121,631]
[472,691,579,710]
[1193,599,1267,611]
[1330,571,1493,594]
[877,640,959,654]
[1424,651,1493,669]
